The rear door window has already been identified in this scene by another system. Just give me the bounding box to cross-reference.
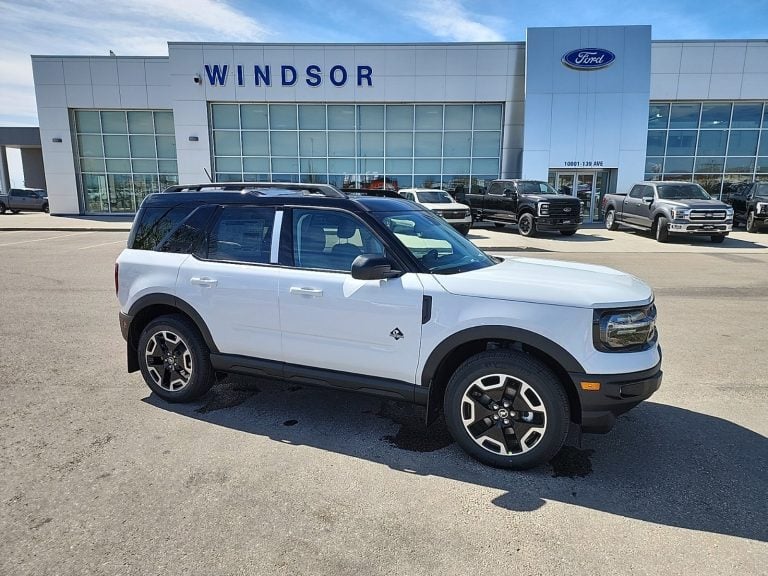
[206,206,275,264]
[129,204,202,250]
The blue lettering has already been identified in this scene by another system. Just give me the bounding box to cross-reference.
[330,65,347,87]
[281,65,297,86]
[255,65,271,86]
[306,64,321,87]
[357,65,372,86]
[204,64,228,86]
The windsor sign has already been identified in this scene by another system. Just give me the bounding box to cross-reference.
[203,64,373,87]
[561,48,615,71]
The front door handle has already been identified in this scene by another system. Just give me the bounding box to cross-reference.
[190,276,218,287]
[289,287,323,297]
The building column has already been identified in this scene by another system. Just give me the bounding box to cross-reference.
[0,146,11,193]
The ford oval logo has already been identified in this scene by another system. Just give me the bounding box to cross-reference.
[562,48,616,71]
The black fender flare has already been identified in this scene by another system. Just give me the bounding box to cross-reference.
[126,293,219,353]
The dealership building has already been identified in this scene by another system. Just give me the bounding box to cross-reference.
[24,25,768,220]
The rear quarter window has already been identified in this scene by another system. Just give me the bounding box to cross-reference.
[129,204,202,250]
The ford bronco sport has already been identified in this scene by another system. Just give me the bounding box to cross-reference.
[116,183,662,469]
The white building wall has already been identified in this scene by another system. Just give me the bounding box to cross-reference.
[31,56,171,214]
[650,40,768,100]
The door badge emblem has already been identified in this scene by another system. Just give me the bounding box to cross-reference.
[390,328,404,340]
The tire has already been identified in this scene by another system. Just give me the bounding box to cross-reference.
[559,230,577,236]
[455,224,471,236]
[605,208,619,231]
[710,234,726,243]
[655,216,669,243]
[443,350,570,470]
[746,211,758,233]
[493,222,506,228]
[517,213,537,237]
[137,314,214,402]
[0,203,6,214]
[42,203,49,213]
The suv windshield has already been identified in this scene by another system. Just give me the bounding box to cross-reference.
[373,210,495,274]
[656,183,711,200]
[415,190,454,204]
[517,181,561,195]
[758,183,768,196]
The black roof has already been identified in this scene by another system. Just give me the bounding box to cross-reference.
[142,185,420,213]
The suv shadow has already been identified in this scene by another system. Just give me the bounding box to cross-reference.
[145,377,767,543]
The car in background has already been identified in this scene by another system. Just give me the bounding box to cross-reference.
[398,188,472,235]
[0,188,49,214]
[727,181,768,233]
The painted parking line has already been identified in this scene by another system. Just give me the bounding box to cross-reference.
[77,239,127,250]
[0,232,93,247]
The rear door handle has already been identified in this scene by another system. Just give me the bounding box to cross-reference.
[289,287,323,297]
[190,276,218,287]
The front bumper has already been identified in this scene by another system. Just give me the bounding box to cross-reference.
[536,216,582,231]
[668,221,732,233]
[569,359,662,433]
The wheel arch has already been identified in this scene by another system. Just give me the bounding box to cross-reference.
[125,294,218,372]
[421,326,584,426]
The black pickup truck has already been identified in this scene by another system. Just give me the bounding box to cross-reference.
[602,181,733,243]
[458,179,582,237]
[728,181,768,233]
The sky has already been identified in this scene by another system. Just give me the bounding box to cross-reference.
[1,0,767,183]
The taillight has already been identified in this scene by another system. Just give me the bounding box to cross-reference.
[114,262,119,296]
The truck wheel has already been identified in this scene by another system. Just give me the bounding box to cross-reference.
[710,234,726,243]
[655,216,669,243]
[455,224,471,236]
[43,203,49,213]
[517,213,537,237]
[746,211,758,233]
[443,350,569,470]
[137,314,215,403]
[605,208,619,231]
[0,203,6,214]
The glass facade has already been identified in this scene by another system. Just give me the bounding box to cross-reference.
[210,103,503,194]
[645,102,768,200]
[74,110,178,213]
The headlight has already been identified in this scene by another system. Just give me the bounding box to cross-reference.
[757,202,767,214]
[671,208,690,220]
[594,304,657,351]
[463,210,471,218]
[433,210,444,217]
[726,207,734,215]
[538,202,549,216]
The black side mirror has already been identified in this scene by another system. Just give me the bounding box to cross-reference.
[504,189,516,198]
[351,254,402,280]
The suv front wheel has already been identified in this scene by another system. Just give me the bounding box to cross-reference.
[137,314,215,402]
[443,350,569,469]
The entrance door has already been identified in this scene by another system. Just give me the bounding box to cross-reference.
[553,172,598,223]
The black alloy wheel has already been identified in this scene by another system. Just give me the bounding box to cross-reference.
[517,213,537,237]
[443,351,569,469]
[137,314,214,402]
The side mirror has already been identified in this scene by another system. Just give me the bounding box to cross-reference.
[504,189,516,198]
[351,254,402,280]
[643,196,653,203]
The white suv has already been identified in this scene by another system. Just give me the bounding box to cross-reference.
[116,184,662,469]
[399,188,472,235]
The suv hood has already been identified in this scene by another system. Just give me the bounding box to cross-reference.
[660,199,728,209]
[422,201,469,211]
[434,257,653,309]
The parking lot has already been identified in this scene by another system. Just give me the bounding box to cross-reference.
[1,228,766,575]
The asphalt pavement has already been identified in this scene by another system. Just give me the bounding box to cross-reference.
[0,230,766,575]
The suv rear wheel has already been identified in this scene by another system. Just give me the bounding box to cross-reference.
[137,314,214,402]
[443,350,569,469]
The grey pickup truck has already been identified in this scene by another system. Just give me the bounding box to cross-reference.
[602,181,733,243]
[0,188,49,214]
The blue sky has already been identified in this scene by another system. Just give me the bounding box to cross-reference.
[1,0,766,182]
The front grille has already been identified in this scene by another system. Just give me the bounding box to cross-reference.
[689,209,727,221]
[438,210,467,219]
[547,201,580,218]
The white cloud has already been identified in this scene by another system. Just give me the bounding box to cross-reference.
[0,0,270,124]
[406,0,505,42]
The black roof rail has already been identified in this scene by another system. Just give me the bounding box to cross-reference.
[161,181,346,198]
